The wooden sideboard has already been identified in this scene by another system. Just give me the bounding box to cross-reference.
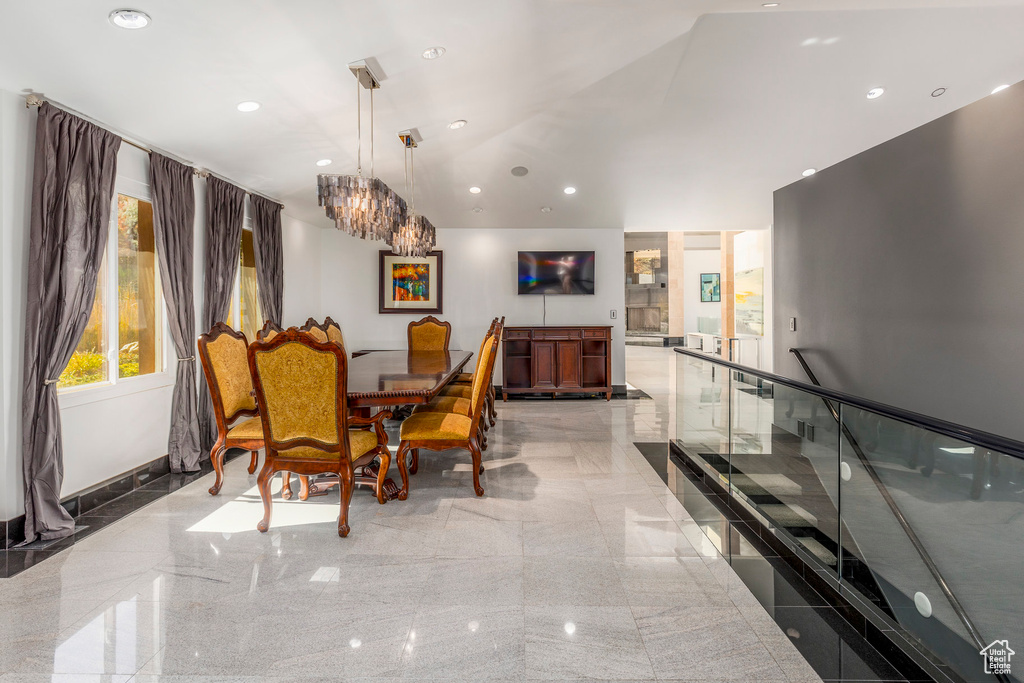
[501,326,612,401]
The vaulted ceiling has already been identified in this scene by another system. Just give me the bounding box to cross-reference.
[1,0,1023,230]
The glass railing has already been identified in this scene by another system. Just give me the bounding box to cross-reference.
[675,348,1023,683]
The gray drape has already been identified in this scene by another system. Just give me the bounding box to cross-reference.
[250,194,284,326]
[198,177,246,452]
[22,103,121,541]
[150,153,201,473]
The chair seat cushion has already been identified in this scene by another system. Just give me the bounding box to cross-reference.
[226,417,263,441]
[453,372,474,384]
[412,396,472,417]
[400,412,473,441]
[440,385,472,399]
[275,430,379,462]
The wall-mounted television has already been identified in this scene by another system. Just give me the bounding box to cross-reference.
[518,251,596,295]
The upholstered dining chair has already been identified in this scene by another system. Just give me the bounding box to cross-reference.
[257,319,283,341]
[395,335,498,498]
[408,315,451,351]
[248,328,393,537]
[450,317,503,428]
[197,322,265,496]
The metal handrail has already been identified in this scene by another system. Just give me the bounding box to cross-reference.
[673,347,1024,461]
[788,348,993,666]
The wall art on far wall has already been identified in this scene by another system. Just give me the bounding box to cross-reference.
[379,250,444,314]
[735,266,764,336]
[700,273,721,302]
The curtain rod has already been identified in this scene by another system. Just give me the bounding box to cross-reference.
[25,94,284,208]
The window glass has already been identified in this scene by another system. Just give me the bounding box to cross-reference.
[117,195,164,378]
[58,260,108,388]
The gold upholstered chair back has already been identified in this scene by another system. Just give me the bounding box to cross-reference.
[248,329,352,459]
[257,320,283,342]
[408,315,451,351]
[323,316,346,350]
[469,336,498,428]
[198,322,258,426]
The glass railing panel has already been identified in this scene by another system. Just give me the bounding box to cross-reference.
[729,371,841,573]
[674,353,731,485]
[839,406,1023,683]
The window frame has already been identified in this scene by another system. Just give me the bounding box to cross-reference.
[58,177,174,408]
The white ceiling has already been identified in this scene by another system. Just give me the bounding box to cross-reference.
[1,0,1024,231]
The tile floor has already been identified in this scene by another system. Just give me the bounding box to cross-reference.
[0,347,824,682]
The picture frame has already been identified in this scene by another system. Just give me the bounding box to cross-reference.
[700,273,721,303]
[379,250,444,314]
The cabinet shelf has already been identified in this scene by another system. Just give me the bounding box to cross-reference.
[502,326,612,401]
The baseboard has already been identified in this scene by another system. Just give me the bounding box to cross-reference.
[3,453,172,548]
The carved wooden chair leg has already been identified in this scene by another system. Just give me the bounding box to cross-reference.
[208,442,227,496]
[469,438,485,496]
[487,386,497,426]
[299,475,311,501]
[410,448,419,475]
[375,448,392,505]
[396,441,412,500]
[247,450,259,475]
[256,463,274,532]
[338,462,354,537]
[281,472,294,500]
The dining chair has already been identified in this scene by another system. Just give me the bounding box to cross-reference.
[248,328,393,537]
[197,322,265,496]
[257,319,283,341]
[394,335,498,498]
[407,315,451,351]
[450,317,503,428]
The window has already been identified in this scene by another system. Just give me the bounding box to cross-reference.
[226,229,263,340]
[59,194,165,390]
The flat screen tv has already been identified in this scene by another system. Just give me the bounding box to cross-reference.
[518,251,596,295]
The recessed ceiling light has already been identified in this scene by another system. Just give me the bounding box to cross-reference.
[992,84,1011,94]
[763,2,780,6]
[236,101,261,112]
[109,9,151,29]
[422,46,446,60]
[866,87,885,100]
[802,168,817,177]
[511,166,529,177]
[469,186,481,194]
[540,206,552,213]
[472,207,483,213]
[563,187,577,195]
[931,88,947,98]
[448,119,467,130]
[315,159,332,167]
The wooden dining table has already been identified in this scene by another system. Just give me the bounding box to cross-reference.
[304,349,473,500]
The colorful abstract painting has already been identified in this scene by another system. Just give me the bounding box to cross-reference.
[735,267,764,336]
[392,263,430,301]
[700,273,721,303]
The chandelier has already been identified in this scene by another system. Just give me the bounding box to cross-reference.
[318,61,406,242]
[387,130,436,258]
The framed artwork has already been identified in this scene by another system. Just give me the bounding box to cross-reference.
[379,250,443,314]
[700,273,721,303]
[735,267,764,336]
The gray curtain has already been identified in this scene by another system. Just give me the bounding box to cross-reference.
[250,194,284,326]
[21,103,121,541]
[150,153,201,473]
[198,177,245,452]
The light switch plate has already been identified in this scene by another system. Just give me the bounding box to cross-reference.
[789,317,797,332]
[610,309,617,319]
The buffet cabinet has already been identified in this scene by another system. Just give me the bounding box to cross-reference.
[501,326,612,400]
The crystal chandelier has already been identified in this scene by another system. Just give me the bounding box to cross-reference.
[388,130,436,258]
[318,61,406,242]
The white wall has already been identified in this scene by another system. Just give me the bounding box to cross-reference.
[682,248,721,335]
[0,89,323,521]
[319,227,627,385]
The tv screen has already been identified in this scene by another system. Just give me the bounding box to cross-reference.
[518,251,596,295]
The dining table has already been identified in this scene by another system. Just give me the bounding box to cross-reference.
[304,349,473,500]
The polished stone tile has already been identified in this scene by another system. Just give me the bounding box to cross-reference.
[420,557,524,606]
[401,605,525,679]
[437,520,524,557]
[525,605,655,680]
[523,520,611,557]
[524,556,628,606]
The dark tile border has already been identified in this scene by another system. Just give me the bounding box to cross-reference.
[666,440,962,683]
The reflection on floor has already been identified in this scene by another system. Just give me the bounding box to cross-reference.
[634,442,925,683]
[0,346,832,682]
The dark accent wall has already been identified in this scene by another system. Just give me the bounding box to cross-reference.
[774,81,1024,442]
